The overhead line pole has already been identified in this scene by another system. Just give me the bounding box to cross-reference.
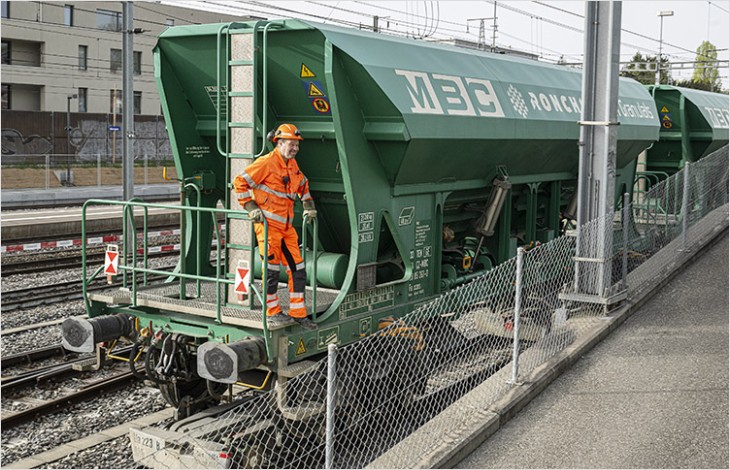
[122,1,135,273]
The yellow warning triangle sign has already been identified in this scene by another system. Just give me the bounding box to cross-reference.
[308,82,325,97]
[296,338,307,356]
[300,63,315,78]
[662,114,671,121]
[660,106,669,113]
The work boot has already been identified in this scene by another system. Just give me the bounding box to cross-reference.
[294,316,318,331]
[267,312,291,328]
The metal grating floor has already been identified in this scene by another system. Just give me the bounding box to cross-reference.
[91,280,339,330]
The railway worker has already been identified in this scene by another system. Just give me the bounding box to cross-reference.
[233,123,318,330]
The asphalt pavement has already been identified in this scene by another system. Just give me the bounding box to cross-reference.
[456,233,729,469]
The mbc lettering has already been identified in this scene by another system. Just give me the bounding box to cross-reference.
[395,69,505,117]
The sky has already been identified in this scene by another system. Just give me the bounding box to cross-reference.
[168,0,730,89]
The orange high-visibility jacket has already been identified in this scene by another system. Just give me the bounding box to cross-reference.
[234,148,312,230]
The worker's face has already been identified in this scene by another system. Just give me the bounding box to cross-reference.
[278,139,300,160]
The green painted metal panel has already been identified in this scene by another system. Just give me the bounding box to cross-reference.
[646,84,729,174]
[305,20,658,186]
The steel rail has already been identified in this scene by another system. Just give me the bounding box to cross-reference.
[1,370,139,429]
[1,344,71,369]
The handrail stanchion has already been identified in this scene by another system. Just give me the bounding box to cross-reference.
[213,210,223,324]
[179,185,187,300]
[215,23,230,158]
[301,215,318,320]
[260,219,273,359]
[254,21,283,157]
[312,217,318,320]
[184,183,203,298]
[125,198,147,303]
[81,201,91,312]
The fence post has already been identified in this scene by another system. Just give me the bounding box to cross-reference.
[45,154,50,190]
[511,246,525,384]
[97,153,102,187]
[681,163,690,251]
[622,192,630,288]
[325,343,337,469]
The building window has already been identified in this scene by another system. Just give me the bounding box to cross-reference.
[78,45,87,70]
[166,18,174,27]
[78,88,88,112]
[110,48,121,73]
[2,85,10,110]
[134,91,142,114]
[64,4,74,26]
[1,41,10,65]
[97,9,121,32]
[110,89,122,114]
[134,51,142,75]
[2,1,9,19]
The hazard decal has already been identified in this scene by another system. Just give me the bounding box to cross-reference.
[311,97,331,114]
[300,63,316,78]
[296,338,307,356]
[660,110,673,129]
[308,82,325,97]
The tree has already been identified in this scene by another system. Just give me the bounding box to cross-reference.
[691,40,721,92]
[620,51,670,85]
[674,78,715,92]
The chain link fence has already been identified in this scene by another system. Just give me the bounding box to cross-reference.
[133,146,728,469]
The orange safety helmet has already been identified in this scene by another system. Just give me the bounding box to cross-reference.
[270,123,304,142]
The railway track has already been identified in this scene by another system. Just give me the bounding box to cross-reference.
[1,270,173,312]
[1,369,139,429]
[1,344,138,429]
[1,247,181,276]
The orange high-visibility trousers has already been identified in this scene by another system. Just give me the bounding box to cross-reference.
[254,223,307,318]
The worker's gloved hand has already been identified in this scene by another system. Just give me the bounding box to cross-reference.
[243,201,263,223]
[248,208,264,222]
[303,209,317,224]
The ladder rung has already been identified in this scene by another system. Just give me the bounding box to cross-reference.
[229,91,254,98]
[229,59,253,66]
[228,153,254,159]
[229,122,254,128]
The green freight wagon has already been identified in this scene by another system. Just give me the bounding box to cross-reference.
[643,84,729,178]
[62,19,659,416]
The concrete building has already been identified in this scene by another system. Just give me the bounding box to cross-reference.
[1,1,256,114]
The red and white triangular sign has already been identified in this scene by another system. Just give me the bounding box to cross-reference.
[234,260,250,295]
[104,245,119,275]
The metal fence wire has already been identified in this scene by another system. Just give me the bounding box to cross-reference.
[135,145,729,469]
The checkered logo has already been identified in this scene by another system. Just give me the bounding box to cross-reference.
[507,85,529,119]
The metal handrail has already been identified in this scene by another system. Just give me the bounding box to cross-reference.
[254,20,284,157]
[300,215,319,320]
[81,199,273,359]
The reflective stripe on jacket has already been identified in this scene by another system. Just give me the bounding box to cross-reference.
[234,148,312,229]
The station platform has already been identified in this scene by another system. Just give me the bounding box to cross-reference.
[0,184,191,243]
[1,184,178,210]
[1,203,180,243]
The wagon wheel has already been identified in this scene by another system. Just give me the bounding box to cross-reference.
[146,346,225,415]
